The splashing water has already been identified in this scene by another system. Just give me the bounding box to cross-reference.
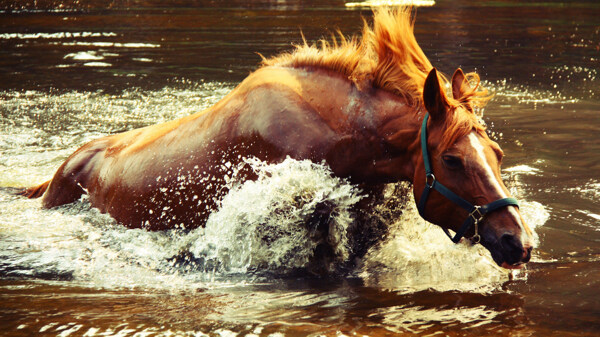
[189,157,363,275]
[359,185,548,293]
[0,153,548,292]
[1,157,365,287]
[0,83,232,187]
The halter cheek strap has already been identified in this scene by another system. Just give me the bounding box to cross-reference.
[417,113,519,243]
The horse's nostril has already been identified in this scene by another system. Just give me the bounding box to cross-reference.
[500,234,525,264]
[500,234,520,249]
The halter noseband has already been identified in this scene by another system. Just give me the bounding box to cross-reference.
[417,113,519,244]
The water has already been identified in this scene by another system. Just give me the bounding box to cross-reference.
[1,0,599,335]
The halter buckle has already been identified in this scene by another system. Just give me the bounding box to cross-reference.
[470,207,482,244]
[468,206,484,224]
[425,173,436,188]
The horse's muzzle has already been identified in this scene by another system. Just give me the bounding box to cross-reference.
[484,232,533,269]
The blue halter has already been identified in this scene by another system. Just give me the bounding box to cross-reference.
[417,113,519,243]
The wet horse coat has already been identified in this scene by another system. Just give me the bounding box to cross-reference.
[38,67,413,229]
[23,8,533,268]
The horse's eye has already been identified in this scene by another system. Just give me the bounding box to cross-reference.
[442,154,463,170]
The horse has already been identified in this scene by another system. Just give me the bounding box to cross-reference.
[20,8,533,269]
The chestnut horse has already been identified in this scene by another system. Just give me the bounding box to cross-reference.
[21,8,533,268]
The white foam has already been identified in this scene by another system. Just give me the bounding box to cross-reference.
[190,157,362,274]
[359,186,512,294]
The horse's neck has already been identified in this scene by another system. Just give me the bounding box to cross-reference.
[321,81,422,183]
[280,66,423,182]
[197,66,422,183]
[375,102,422,181]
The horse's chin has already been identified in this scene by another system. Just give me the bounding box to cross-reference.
[486,247,526,269]
[501,262,525,270]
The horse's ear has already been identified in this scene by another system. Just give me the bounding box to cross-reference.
[452,68,468,100]
[423,68,449,122]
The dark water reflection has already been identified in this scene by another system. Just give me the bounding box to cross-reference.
[0,278,539,335]
[1,0,599,335]
[1,1,368,92]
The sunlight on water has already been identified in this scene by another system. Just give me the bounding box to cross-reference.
[0,83,232,187]
[0,32,118,39]
[569,179,600,202]
[57,42,161,48]
[568,180,600,232]
[377,304,500,334]
[504,165,541,175]
[345,0,435,8]
[64,51,106,61]
[487,64,598,105]
[488,79,579,105]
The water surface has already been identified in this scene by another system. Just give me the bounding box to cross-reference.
[1,0,599,335]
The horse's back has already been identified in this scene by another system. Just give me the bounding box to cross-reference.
[31,65,377,229]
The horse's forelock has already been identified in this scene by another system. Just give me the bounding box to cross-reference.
[438,107,487,153]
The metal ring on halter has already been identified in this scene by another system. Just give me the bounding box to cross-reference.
[425,173,436,188]
[471,222,481,244]
[468,206,484,224]
[469,206,482,244]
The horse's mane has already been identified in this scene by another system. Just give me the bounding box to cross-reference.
[262,7,490,151]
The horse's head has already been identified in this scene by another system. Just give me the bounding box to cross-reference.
[412,68,533,269]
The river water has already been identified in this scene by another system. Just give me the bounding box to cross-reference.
[0,0,598,336]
